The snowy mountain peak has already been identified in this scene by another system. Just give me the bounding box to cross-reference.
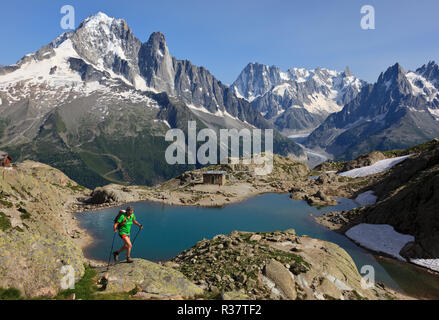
[231,62,365,134]
[380,63,406,79]
[231,62,286,101]
[0,12,153,114]
[306,61,439,158]
[288,67,311,82]
[415,61,439,86]
[72,12,138,61]
[78,12,126,31]
[406,62,439,102]
[377,63,413,95]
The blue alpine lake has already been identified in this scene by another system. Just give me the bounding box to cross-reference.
[77,193,439,299]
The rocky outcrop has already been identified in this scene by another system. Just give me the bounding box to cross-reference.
[81,154,311,209]
[89,187,119,204]
[303,190,338,207]
[0,224,85,297]
[87,184,152,205]
[263,259,297,299]
[317,139,439,260]
[96,259,202,299]
[340,151,387,171]
[289,170,372,207]
[0,161,90,297]
[172,230,400,300]
[89,186,123,204]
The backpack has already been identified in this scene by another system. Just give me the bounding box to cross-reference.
[114,210,127,228]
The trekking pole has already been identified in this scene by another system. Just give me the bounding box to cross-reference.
[106,232,116,270]
[131,227,142,247]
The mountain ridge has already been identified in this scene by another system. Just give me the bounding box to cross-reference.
[231,62,365,135]
[305,61,439,159]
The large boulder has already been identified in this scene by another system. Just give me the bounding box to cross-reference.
[263,259,297,300]
[89,187,121,204]
[97,259,203,299]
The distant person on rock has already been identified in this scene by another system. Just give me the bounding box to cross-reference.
[113,206,143,263]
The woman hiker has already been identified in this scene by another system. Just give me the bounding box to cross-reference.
[113,206,143,263]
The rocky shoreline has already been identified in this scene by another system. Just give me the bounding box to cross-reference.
[73,153,374,213]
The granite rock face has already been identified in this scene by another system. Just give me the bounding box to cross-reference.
[0,161,89,297]
[97,259,203,298]
[263,259,297,299]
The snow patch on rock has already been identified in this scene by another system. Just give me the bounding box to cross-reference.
[345,224,414,261]
[410,259,439,272]
[339,154,413,178]
[354,191,377,206]
[428,108,439,120]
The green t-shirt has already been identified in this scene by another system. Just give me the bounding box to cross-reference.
[117,213,136,235]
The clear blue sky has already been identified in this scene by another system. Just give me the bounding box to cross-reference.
[1,0,438,84]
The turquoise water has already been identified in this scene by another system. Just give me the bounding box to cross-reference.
[77,193,439,299]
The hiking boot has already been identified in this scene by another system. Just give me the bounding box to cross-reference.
[126,257,134,263]
[113,251,119,261]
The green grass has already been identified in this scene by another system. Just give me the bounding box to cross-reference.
[7,140,110,190]
[0,211,11,231]
[78,152,119,177]
[382,139,439,158]
[18,207,31,220]
[1,266,136,300]
[0,287,22,300]
[0,199,13,208]
[55,265,136,300]
[193,291,221,300]
[0,118,10,140]
[52,112,67,133]
[14,226,24,232]
[55,265,98,300]
[65,182,86,192]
